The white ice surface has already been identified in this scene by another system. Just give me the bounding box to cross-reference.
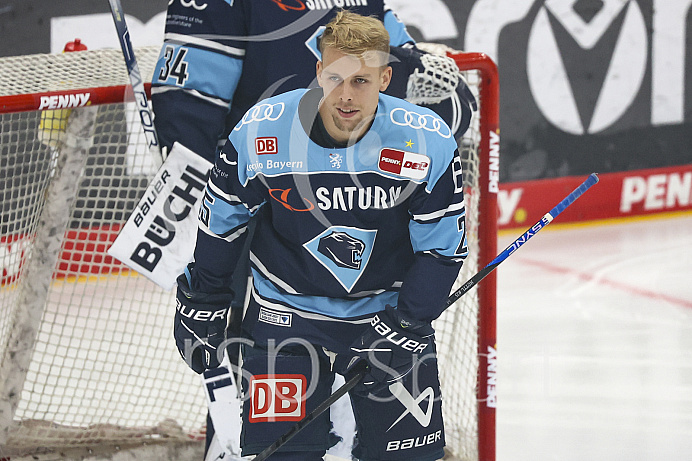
[13,214,691,461]
[496,214,692,461]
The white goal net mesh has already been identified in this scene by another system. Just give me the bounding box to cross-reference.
[0,45,495,460]
[0,47,207,457]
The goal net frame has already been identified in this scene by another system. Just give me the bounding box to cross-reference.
[0,45,498,461]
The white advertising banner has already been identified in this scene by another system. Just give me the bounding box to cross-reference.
[108,142,212,290]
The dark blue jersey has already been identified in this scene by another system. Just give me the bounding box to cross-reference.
[191,89,467,347]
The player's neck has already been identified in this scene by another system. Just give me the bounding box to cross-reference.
[312,112,348,148]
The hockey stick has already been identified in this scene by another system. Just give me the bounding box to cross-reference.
[253,361,368,461]
[253,172,600,461]
[445,172,600,308]
[106,0,213,289]
[107,0,163,169]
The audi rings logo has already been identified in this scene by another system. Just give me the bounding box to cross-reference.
[168,0,208,10]
[389,108,452,139]
[234,103,285,130]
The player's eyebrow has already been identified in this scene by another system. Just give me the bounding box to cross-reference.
[324,69,374,79]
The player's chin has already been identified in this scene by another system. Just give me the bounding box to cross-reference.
[338,121,363,138]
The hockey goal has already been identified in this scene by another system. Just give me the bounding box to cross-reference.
[0,46,498,460]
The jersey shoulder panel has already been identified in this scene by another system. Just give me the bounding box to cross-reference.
[229,89,306,142]
[378,94,457,146]
[376,94,459,182]
[228,89,308,184]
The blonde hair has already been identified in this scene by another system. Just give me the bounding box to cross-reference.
[319,10,390,66]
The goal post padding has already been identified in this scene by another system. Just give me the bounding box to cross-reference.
[0,103,98,445]
[0,46,497,460]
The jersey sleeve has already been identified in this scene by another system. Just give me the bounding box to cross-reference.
[190,139,265,293]
[151,0,248,161]
[383,7,415,46]
[397,146,468,322]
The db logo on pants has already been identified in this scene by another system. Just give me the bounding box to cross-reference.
[249,374,306,422]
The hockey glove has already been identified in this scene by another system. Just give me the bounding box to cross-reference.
[174,272,233,374]
[349,305,435,394]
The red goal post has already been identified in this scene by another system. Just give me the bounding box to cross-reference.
[440,49,499,461]
[0,46,498,460]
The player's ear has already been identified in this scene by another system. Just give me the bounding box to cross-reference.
[379,65,392,92]
[316,60,324,87]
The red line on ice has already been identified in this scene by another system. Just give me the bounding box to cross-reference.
[518,258,692,310]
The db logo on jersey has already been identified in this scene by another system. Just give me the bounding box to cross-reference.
[249,374,306,422]
[378,149,430,180]
[256,137,278,155]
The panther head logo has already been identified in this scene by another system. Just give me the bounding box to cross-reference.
[317,231,365,270]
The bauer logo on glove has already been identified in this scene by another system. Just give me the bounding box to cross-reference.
[368,312,429,353]
[174,269,233,374]
[350,305,435,394]
[175,298,228,322]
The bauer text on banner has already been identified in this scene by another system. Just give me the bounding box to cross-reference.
[108,143,212,290]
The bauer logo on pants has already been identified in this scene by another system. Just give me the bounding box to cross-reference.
[388,382,435,430]
[249,374,306,422]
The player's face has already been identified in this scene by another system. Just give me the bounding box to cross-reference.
[316,47,392,144]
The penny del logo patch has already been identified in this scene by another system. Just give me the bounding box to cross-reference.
[378,149,430,180]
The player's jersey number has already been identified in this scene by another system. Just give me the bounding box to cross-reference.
[158,45,190,86]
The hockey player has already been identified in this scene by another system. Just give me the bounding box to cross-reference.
[148,0,472,293]
[152,0,414,161]
[146,2,475,459]
[174,10,468,461]
[151,0,473,163]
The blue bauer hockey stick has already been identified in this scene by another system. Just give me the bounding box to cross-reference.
[253,172,600,461]
[445,172,600,307]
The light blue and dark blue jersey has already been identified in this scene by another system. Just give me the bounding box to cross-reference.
[150,0,414,161]
[191,88,467,347]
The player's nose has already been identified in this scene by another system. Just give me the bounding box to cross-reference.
[338,82,353,101]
